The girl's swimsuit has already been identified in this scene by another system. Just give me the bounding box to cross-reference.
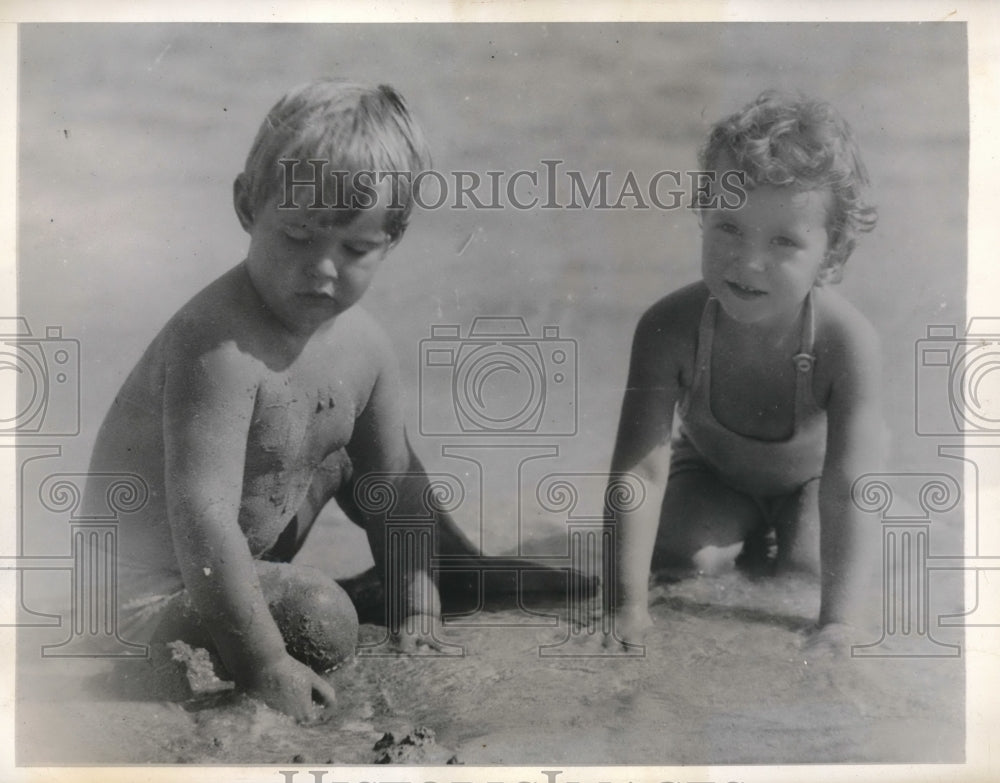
[670,290,827,501]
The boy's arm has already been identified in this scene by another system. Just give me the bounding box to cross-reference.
[606,304,683,643]
[345,326,443,648]
[162,328,335,717]
[815,313,885,633]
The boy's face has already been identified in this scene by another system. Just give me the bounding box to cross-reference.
[236,178,393,334]
[701,180,836,328]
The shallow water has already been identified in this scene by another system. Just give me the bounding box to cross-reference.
[18,567,964,765]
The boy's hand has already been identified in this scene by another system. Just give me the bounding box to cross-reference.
[246,653,337,722]
[388,568,444,654]
[603,605,653,650]
[392,612,446,654]
[802,622,855,660]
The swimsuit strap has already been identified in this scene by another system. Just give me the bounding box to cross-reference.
[691,291,818,421]
[691,294,718,394]
[792,289,818,417]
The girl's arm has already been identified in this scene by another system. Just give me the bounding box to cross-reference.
[816,313,885,630]
[606,303,684,643]
[163,326,335,718]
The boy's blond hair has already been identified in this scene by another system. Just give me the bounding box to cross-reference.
[241,78,431,242]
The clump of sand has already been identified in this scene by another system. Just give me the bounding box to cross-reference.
[372,726,459,764]
[167,640,235,695]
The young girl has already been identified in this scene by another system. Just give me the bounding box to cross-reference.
[606,91,884,651]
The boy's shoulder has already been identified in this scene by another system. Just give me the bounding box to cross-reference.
[333,301,392,348]
[165,264,258,341]
[163,265,390,360]
[112,266,254,396]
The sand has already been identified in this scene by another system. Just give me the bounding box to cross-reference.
[16,542,964,765]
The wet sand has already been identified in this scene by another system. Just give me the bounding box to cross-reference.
[17,554,964,765]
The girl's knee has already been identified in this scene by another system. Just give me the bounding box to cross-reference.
[657,471,763,556]
[773,481,821,576]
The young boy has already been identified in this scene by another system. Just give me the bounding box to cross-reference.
[606,91,884,652]
[85,79,577,721]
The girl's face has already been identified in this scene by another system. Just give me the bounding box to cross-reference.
[701,183,836,329]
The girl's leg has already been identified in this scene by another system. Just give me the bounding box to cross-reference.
[771,478,822,576]
[653,469,765,574]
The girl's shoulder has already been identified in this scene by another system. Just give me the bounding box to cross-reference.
[811,287,881,384]
[812,287,880,352]
[638,281,710,339]
[628,282,708,383]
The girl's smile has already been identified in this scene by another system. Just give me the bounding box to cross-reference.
[702,183,836,330]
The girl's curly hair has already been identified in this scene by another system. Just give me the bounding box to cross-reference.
[699,90,877,270]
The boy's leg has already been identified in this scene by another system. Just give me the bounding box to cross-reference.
[332,447,596,614]
[331,449,481,560]
[653,469,765,576]
[771,478,822,576]
[263,449,357,563]
[147,562,359,686]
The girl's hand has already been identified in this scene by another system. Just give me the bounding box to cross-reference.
[803,622,855,660]
[246,653,337,722]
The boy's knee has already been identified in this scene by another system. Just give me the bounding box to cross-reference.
[264,566,360,672]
